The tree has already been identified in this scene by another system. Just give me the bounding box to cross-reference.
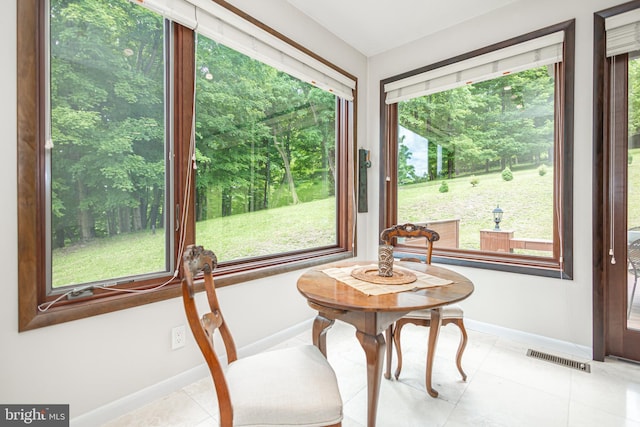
[629,59,640,142]
[50,0,165,246]
[194,36,336,219]
[51,0,339,249]
[397,65,555,181]
[398,136,418,184]
[194,38,272,218]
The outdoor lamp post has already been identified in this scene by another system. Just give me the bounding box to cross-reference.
[493,205,504,230]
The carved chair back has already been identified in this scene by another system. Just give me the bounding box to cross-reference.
[629,239,640,276]
[182,244,237,426]
[628,239,640,317]
[380,223,440,264]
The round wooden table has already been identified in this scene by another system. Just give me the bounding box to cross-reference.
[297,260,474,427]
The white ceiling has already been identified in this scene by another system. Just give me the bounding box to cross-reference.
[287,0,520,57]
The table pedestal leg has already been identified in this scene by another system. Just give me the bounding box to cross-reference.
[425,307,442,398]
[312,314,334,357]
[356,331,385,427]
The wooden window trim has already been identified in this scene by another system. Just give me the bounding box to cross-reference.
[17,0,355,331]
[380,20,575,279]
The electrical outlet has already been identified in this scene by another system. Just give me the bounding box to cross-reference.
[171,325,186,350]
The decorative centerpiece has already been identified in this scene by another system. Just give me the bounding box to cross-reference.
[378,244,394,277]
[350,265,417,285]
[348,244,418,285]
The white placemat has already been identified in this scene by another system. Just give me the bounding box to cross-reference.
[320,264,452,296]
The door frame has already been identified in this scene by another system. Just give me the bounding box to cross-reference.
[593,1,640,362]
[593,9,607,362]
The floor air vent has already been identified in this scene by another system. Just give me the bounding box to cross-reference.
[526,349,591,373]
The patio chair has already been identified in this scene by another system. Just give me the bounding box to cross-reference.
[181,245,343,427]
[628,239,640,318]
[381,223,468,389]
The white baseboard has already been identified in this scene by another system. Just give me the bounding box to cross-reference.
[71,319,313,427]
[72,318,591,426]
[70,364,210,427]
[465,318,593,360]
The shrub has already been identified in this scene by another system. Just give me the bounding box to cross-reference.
[439,181,449,193]
[470,175,479,187]
[629,154,634,165]
[538,164,548,176]
[501,167,513,181]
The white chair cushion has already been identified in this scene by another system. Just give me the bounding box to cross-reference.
[226,344,343,427]
[405,303,464,320]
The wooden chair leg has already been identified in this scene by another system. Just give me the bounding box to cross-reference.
[393,320,406,379]
[452,319,468,381]
[384,324,393,379]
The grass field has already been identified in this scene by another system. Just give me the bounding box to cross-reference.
[398,166,554,250]
[51,198,336,287]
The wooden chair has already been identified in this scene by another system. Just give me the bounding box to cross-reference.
[181,245,343,427]
[381,224,468,391]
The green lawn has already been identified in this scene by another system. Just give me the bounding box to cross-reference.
[194,198,336,260]
[398,166,554,250]
[52,229,167,287]
[52,198,335,287]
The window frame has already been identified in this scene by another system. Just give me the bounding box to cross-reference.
[380,20,574,279]
[17,0,356,331]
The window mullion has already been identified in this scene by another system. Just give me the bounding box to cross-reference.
[173,23,196,277]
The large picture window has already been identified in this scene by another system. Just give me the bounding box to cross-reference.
[17,0,356,330]
[48,0,171,289]
[381,21,574,277]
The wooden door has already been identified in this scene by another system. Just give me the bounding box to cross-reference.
[605,54,640,361]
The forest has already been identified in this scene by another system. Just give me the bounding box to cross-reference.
[50,0,336,252]
[397,65,556,186]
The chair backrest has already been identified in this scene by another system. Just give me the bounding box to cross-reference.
[380,223,440,264]
[629,239,640,273]
[182,244,237,426]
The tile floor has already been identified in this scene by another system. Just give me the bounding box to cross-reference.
[103,321,640,427]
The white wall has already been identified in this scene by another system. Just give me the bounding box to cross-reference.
[0,0,367,422]
[366,0,620,347]
[0,0,624,422]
